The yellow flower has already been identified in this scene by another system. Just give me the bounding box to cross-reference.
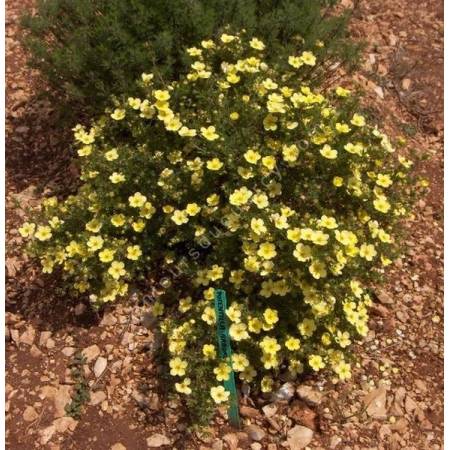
[288,56,302,68]
[210,385,230,404]
[105,149,119,161]
[301,51,316,66]
[251,218,267,235]
[87,235,104,252]
[320,144,337,159]
[153,89,170,102]
[373,196,391,213]
[244,149,261,164]
[259,336,281,354]
[111,214,126,227]
[252,193,269,209]
[141,72,154,83]
[108,261,126,280]
[262,155,276,170]
[110,109,125,120]
[227,72,240,84]
[229,187,253,206]
[202,344,216,359]
[229,112,239,120]
[250,37,265,50]
[19,222,35,238]
[309,260,327,279]
[129,192,147,208]
[350,113,365,127]
[318,215,338,229]
[169,357,187,376]
[187,47,202,56]
[86,219,102,233]
[206,158,223,170]
[109,172,125,183]
[261,376,274,393]
[232,353,249,372]
[359,243,377,261]
[220,33,236,43]
[128,97,141,110]
[171,210,189,225]
[78,145,92,157]
[336,123,351,134]
[376,174,392,188]
[298,318,316,337]
[309,354,325,371]
[132,220,145,232]
[293,243,312,262]
[35,225,52,241]
[178,126,197,137]
[126,245,142,261]
[175,378,192,395]
[201,306,216,325]
[285,336,301,351]
[229,323,249,341]
[263,308,279,325]
[344,142,363,156]
[333,176,344,187]
[257,242,277,260]
[334,361,351,380]
[184,203,200,217]
[282,144,299,162]
[208,264,224,281]
[99,248,115,263]
[214,362,232,381]
[201,126,219,141]
[336,86,350,97]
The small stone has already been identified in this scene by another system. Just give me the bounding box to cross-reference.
[82,345,100,363]
[54,385,72,418]
[40,425,56,445]
[20,327,35,346]
[330,436,342,449]
[46,339,56,349]
[93,357,107,378]
[30,345,42,358]
[39,331,52,346]
[262,403,277,418]
[251,443,262,450]
[402,78,412,90]
[286,425,314,449]
[211,440,223,450]
[274,382,295,401]
[74,303,86,316]
[111,444,127,450]
[376,290,393,305]
[240,405,261,418]
[245,424,265,442]
[54,416,78,433]
[391,417,408,434]
[296,385,323,406]
[223,433,239,450]
[90,390,107,406]
[23,405,38,422]
[365,386,387,419]
[146,433,171,447]
[62,347,76,357]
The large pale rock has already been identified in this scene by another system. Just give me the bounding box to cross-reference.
[146,433,171,447]
[23,405,38,422]
[364,386,387,419]
[296,385,323,406]
[286,425,314,449]
[93,356,108,378]
[82,344,100,363]
[54,385,73,418]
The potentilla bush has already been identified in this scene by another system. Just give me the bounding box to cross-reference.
[20,0,361,116]
[21,32,425,421]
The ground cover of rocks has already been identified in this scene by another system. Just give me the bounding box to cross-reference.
[5,0,443,449]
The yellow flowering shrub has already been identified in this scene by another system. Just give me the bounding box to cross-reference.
[22,31,425,422]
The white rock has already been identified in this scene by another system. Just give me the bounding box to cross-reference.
[40,425,56,445]
[286,425,314,449]
[54,416,78,433]
[146,433,171,447]
[93,356,108,378]
[54,385,73,418]
[39,331,52,347]
[82,344,100,363]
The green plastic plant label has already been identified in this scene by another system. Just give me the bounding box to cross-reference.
[214,288,241,428]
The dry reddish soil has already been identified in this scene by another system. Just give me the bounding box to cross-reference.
[5,0,443,449]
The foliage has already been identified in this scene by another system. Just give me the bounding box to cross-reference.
[22,32,425,422]
[20,0,362,116]
[65,352,90,419]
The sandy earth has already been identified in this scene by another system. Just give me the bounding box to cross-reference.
[5,0,443,449]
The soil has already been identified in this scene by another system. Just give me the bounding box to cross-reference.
[5,0,443,449]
